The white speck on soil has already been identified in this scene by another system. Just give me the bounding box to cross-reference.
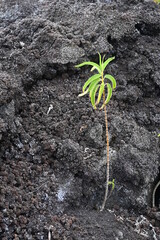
[57,178,72,202]
[57,188,66,202]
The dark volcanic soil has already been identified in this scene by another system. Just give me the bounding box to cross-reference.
[0,0,160,239]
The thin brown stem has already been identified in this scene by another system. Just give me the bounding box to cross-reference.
[100,90,110,212]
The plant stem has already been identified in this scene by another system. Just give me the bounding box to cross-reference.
[100,90,110,212]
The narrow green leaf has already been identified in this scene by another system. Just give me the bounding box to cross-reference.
[91,66,96,72]
[83,74,101,92]
[75,61,101,73]
[78,89,89,97]
[102,56,115,72]
[100,83,112,109]
[104,74,116,89]
[105,83,112,104]
[89,78,101,96]
[158,134,160,137]
[96,82,105,105]
[90,84,100,109]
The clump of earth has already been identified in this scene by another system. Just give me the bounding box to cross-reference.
[0,0,160,239]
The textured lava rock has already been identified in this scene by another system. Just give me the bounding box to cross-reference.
[0,0,160,239]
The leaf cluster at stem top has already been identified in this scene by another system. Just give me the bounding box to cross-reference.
[75,53,116,109]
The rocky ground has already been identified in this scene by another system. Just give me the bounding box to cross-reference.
[0,0,160,239]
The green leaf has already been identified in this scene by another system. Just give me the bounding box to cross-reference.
[90,84,100,109]
[100,83,112,109]
[158,134,160,137]
[96,82,105,105]
[105,83,112,104]
[104,74,116,89]
[108,179,115,191]
[75,61,101,73]
[102,56,115,72]
[83,74,101,92]
[88,78,101,95]
[78,89,89,97]
[91,66,96,72]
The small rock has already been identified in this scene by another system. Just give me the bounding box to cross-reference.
[115,229,123,239]
[154,212,160,221]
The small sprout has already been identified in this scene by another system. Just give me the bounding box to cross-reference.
[108,179,115,191]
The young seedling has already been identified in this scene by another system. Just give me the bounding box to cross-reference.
[75,53,116,211]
